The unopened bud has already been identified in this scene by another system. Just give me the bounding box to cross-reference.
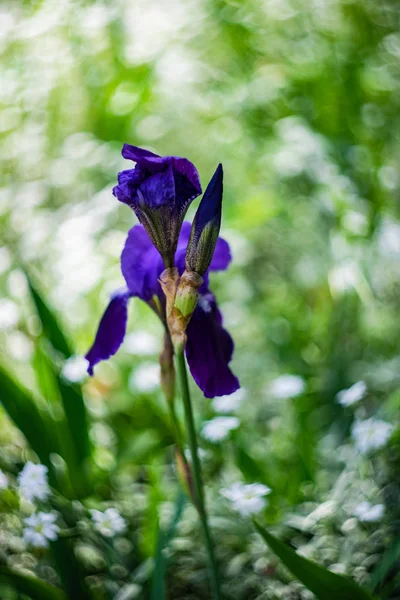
[186,164,223,276]
[173,271,203,318]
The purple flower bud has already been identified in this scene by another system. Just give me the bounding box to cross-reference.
[185,164,223,276]
[113,144,202,268]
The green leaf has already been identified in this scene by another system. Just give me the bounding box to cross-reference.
[370,537,400,591]
[254,521,376,600]
[57,375,91,496]
[151,490,186,600]
[0,366,59,473]
[0,566,67,600]
[151,522,166,600]
[57,376,91,464]
[32,343,60,405]
[51,537,93,600]
[27,274,73,357]
[31,340,91,497]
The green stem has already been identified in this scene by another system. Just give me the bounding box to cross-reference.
[175,348,221,600]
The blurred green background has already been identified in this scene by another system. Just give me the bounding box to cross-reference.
[0,0,400,598]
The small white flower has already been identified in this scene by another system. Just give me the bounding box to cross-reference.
[268,375,305,399]
[354,501,385,522]
[18,462,50,503]
[201,416,240,443]
[221,482,271,517]
[337,381,367,407]
[0,468,8,490]
[212,388,247,413]
[129,362,160,393]
[62,355,89,383]
[91,508,126,537]
[23,512,60,548]
[352,418,394,454]
[125,331,160,355]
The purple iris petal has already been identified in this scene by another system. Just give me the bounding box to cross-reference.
[185,293,240,398]
[85,288,130,375]
[113,145,202,267]
[138,165,175,209]
[121,225,164,302]
[87,222,239,391]
[122,144,160,162]
[209,237,231,271]
[113,145,201,211]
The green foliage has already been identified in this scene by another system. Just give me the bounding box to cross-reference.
[0,567,67,600]
[26,274,73,358]
[0,367,61,482]
[0,0,399,597]
[151,491,186,600]
[254,521,376,600]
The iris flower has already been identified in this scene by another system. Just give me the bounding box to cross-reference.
[86,146,239,399]
[113,144,202,268]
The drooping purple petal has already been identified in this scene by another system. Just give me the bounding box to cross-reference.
[185,292,240,398]
[85,288,130,375]
[209,237,231,271]
[121,225,164,302]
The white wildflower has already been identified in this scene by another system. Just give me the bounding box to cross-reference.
[129,362,160,393]
[23,512,59,548]
[354,501,385,522]
[91,508,126,537]
[0,468,8,490]
[212,388,247,413]
[221,482,271,517]
[268,375,305,399]
[201,416,240,443]
[336,381,367,407]
[62,355,89,383]
[352,418,394,454]
[18,462,50,503]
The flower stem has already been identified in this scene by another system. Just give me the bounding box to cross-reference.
[175,348,221,600]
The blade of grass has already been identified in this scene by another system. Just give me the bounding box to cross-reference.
[31,340,92,497]
[369,538,400,592]
[150,490,186,600]
[254,521,376,600]
[26,273,73,357]
[0,566,67,600]
[0,366,60,480]
[57,375,91,470]
[51,537,92,600]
